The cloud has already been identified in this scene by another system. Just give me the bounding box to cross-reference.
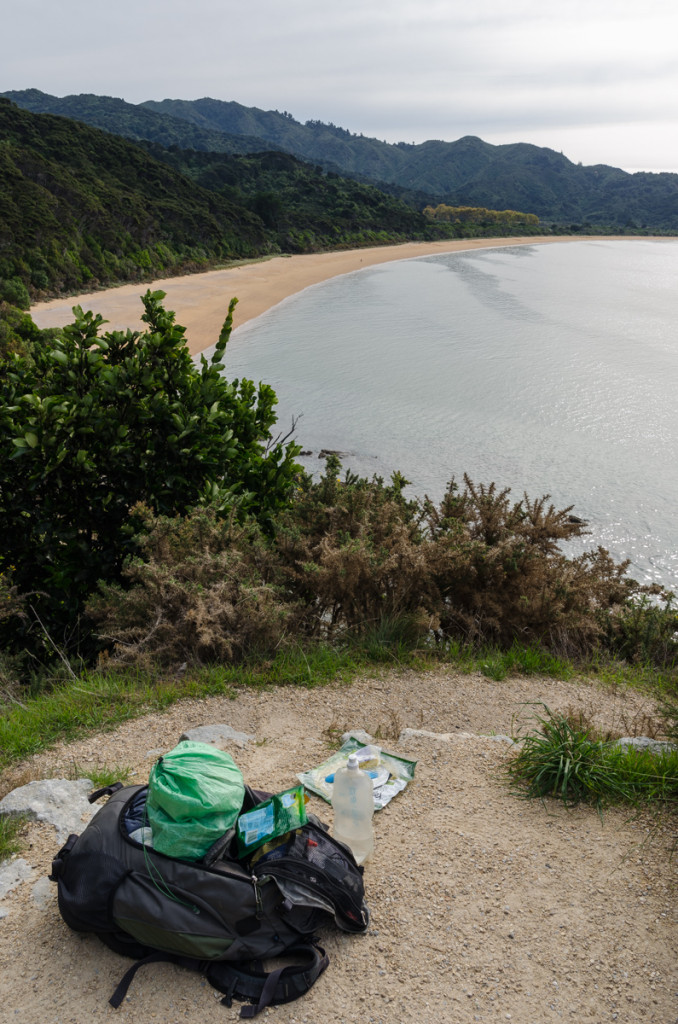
[4,0,678,171]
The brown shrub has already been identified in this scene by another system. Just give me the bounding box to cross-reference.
[87,465,657,668]
[87,505,297,668]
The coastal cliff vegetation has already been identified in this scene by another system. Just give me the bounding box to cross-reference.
[1,296,676,698]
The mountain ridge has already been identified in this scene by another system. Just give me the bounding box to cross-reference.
[5,89,678,228]
[0,98,452,301]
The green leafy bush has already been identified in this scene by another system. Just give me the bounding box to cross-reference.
[0,301,46,359]
[0,293,300,665]
[0,278,31,309]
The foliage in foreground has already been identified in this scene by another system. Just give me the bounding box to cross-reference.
[508,706,678,809]
[0,292,300,663]
[86,455,675,673]
[2,295,676,687]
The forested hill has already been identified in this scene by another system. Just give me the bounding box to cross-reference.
[0,99,451,301]
[5,90,678,230]
[2,88,277,156]
[140,99,678,230]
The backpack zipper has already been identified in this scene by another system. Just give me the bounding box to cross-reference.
[253,861,365,928]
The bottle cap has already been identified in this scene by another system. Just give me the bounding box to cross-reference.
[347,753,360,770]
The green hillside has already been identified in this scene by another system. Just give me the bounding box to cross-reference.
[1,89,433,208]
[2,88,276,155]
[0,98,271,297]
[0,99,453,300]
[140,96,678,230]
[7,90,678,229]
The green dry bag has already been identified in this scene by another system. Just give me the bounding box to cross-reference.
[146,740,245,861]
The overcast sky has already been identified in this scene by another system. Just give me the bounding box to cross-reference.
[5,0,678,173]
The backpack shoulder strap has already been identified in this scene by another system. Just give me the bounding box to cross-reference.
[206,942,329,1019]
[107,944,329,1017]
[109,951,195,1008]
[88,781,125,803]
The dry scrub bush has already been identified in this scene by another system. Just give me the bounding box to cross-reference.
[87,505,296,667]
[273,460,437,639]
[597,594,678,668]
[422,477,640,652]
[89,463,659,668]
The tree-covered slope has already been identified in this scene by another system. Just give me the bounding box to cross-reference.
[143,96,410,183]
[141,97,678,229]
[0,99,452,300]
[12,90,678,229]
[138,144,452,252]
[1,89,276,156]
[0,98,271,297]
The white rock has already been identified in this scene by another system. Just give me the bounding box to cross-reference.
[180,724,256,749]
[0,778,95,841]
[399,728,475,743]
[0,857,33,899]
[616,736,676,754]
[32,875,56,911]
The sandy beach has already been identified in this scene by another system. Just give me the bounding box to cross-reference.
[31,235,620,356]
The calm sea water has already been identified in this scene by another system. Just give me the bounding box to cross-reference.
[218,240,678,590]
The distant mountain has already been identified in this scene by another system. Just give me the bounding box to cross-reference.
[141,98,678,230]
[6,90,678,229]
[1,88,277,156]
[0,99,450,300]
[143,97,413,184]
[1,89,431,207]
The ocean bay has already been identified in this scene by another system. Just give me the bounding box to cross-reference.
[223,240,678,591]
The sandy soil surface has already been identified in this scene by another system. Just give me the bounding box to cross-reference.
[30,236,648,356]
[0,667,676,1023]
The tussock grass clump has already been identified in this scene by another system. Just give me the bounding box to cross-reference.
[66,762,133,789]
[508,706,678,810]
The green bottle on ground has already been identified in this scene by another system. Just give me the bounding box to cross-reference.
[331,752,374,866]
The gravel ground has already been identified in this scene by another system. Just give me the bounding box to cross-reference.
[0,667,676,1023]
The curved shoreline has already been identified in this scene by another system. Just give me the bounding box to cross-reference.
[31,235,661,355]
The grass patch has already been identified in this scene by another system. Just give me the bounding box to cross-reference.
[1,636,676,780]
[66,761,133,788]
[508,705,678,811]
[478,642,574,682]
[583,653,678,697]
[0,813,29,861]
[0,644,362,772]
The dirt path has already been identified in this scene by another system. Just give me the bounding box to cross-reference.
[0,667,676,1023]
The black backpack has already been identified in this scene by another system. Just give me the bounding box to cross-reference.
[49,782,369,1018]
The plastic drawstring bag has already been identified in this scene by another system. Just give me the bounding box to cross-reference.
[146,741,245,861]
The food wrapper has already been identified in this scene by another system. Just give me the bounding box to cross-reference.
[236,785,307,856]
[298,737,416,810]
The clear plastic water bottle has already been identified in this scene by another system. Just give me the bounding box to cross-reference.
[331,753,374,866]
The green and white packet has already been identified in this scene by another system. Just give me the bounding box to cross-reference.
[236,785,307,856]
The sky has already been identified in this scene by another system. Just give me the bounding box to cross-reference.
[4,0,678,174]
